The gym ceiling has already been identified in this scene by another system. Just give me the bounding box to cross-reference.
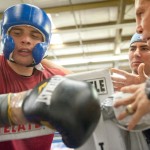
[0,0,135,73]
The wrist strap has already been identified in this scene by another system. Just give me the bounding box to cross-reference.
[145,78,150,100]
[8,93,15,125]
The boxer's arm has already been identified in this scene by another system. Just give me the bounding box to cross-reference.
[0,75,100,148]
[0,91,30,126]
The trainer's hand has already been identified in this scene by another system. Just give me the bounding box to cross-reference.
[111,63,148,91]
[114,83,150,131]
[22,76,100,148]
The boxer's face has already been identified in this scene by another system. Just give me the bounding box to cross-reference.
[135,0,150,47]
[9,25,43,66]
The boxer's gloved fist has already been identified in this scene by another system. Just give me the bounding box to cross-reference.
[22,75,100,148]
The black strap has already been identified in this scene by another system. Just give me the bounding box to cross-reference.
[143,129,150,144]
[145,78,150,100]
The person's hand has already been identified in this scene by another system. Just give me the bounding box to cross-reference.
[111,63,148,91]
[114,83,150,130]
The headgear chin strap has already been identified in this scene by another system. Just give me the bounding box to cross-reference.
[1,3,51,66]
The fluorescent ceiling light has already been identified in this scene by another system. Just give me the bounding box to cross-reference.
[53,54,128,66]
[47,13,56,29]
[51,34,63,44]
[47,13,63,44]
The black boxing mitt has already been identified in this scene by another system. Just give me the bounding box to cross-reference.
[22,75,101,148]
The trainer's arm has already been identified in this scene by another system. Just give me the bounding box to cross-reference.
[41,59,73,74]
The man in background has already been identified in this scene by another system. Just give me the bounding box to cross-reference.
[113,0,150,132]
[111,32,150,147]
[111,33,149,91]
